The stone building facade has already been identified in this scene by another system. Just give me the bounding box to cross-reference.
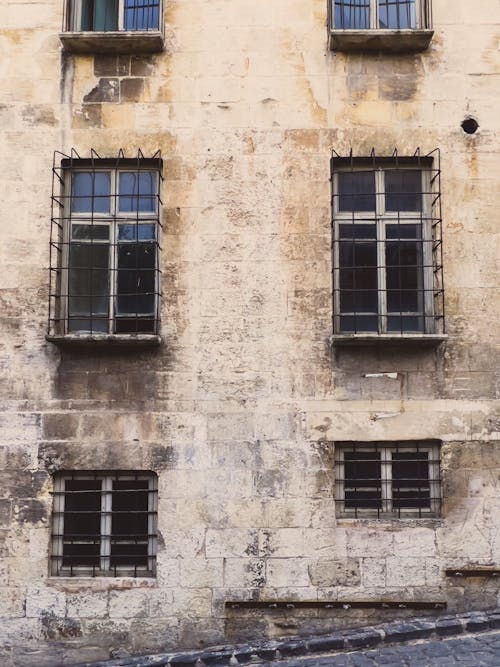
[0,0,499,663]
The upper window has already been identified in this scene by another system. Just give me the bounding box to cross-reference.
[331,151,445,345]
[60,0,164,53]
[48,151,163,345]
[329,0,433,52]
[335,441,441,518]
[51,471,158,577]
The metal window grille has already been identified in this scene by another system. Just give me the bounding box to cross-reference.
[335,441,441,518]
[331,148,444,336]
[332,0,431,30]
[48,149,163,338]
[51,471,158,577]
[63,0,162,32]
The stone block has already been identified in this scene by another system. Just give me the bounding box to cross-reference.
[180,558,224,588]
[26,587,66,618]
[108,590,149,619]
[223,558,266,588]
[267,559,310,588]
[206,529,259,558]
[309,559,360,587]
[66,592,108,619]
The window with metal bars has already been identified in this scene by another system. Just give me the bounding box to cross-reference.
[51,472,158,577]
[335,442,441,518]
[48,150,162,341]
[66,0,160,31]
[331,150,444,340]
[332,0,430,30]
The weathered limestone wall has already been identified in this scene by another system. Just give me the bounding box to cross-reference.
[0,0,499,663]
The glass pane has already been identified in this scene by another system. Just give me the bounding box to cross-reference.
[339,240,378,314]
[68,243,109,332]
[334,0,370,29]
[119,172,156,212]
[392,452,430,509]
[118,224,155,241]
[386,238,424,328]
[340,315,379,332]
[72,224,110,241]
[124,0,159,29]
[378,0,416,29]
[385,170,422,211]
[338,171,376,212]
[62,479,101,568]
[116,243,156,317]
[80,0,118,30]
[72,172,110,213]
[339,223,377,240]
[111,480,149,567]
[344,452,382,509]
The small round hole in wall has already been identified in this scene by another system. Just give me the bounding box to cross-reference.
[461,118,479,134]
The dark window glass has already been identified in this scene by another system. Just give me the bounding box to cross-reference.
[72,172,110,213]
[392,452,430,508]
[338,171,376,212]
[339,240,378,320]
[111,480,149,567]
[119,172,156,212]
[80,0,118,30]
[385,170,422,212]
[72,224,110,241]
[386,236,424,331]
[344,452,382,508]
[62,480,101,568]
[68,243,109,333]
[124,0,159,29]
[378,0,416,29]
[334,0,371,29]
[116,243,156,321]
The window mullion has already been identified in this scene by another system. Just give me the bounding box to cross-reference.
[109,171,118,334]
[371,0,378,29]
[375,171,386,333]
[101,477,112,573]
[148,476,158,573]
[118,0,125,30]
[381,448,392,512]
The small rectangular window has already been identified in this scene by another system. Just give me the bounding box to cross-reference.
[48,151,163,341]
[335,442,441,518]
[51,471,158,577]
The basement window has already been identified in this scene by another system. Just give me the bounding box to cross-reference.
[329,0,433,52]
[335,441,441,518]
[51,471,158,577]
[60,0,164,53]
[48,150,162,346]
[331,150,445,346]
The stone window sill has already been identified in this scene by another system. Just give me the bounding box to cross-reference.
[331,334,447,348]
[46,334,162,348]
[329,29,434,53]
[59,30,164,54]
[47,577,157,591]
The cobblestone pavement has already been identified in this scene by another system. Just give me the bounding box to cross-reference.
[260,630,500,667]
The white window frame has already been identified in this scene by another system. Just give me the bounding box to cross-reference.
[69,0,160,32]
[51,472,158,577]
[335,442,441,518]
[332,164,435,335]
[61,166,161,336]
[332,0,427,31]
